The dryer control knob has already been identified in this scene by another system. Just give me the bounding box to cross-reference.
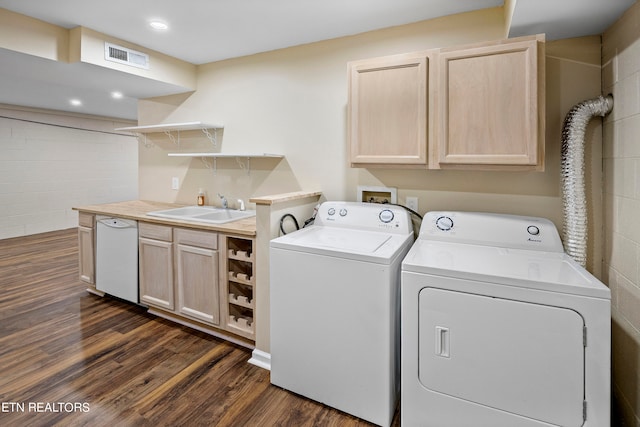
[339,208,348,217]
[327,208,336,216]
[527,225,540,236]
[379,209,394,223]
[436,216,454,231]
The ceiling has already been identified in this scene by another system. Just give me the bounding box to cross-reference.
[0,0,636,121]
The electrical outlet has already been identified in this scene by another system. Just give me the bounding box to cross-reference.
[406,196,418,212]
[171,177,179,190]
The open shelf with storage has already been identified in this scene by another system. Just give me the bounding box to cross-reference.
[222,235,256,339]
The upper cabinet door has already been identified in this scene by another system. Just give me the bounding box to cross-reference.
[348,52,430,167]
[431,35,545,170]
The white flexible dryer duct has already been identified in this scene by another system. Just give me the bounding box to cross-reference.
[561,94,613,267]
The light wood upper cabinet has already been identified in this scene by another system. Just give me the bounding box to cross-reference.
[348,52,430,167]
[431,34,545,170]
[347,34,545,171]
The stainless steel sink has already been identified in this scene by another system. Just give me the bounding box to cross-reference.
[147,206,256,224]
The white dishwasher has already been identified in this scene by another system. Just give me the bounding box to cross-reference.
[96,216,139,303]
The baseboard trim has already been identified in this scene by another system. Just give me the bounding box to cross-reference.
[248,349,271,370]
[147,308,254,349]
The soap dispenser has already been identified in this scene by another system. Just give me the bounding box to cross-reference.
[197,189,205,206]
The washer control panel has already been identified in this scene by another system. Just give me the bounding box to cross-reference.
[420,211,564,252]
[527,225,540,236]
[435,215,454,231]
[379,209,395,223]
[318,201,412,234]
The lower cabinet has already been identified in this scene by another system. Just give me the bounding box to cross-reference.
[139,229,174,310]
[138,222,256,342]
[139,231,175,310]
[78,212,95,285]
[175,228,220,325]
[139,222,220,327]
[221,235,256,340]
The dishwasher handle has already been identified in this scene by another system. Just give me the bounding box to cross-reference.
[97,217,138,229]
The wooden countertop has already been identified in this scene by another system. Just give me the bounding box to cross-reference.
[73,200,256,236]
[250,190,322,206]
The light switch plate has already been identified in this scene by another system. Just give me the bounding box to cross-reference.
[171,177,179,190]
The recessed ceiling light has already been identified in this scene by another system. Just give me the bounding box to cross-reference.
[149,21,168,30]
[111,91,124,99]
[70,99,82,106]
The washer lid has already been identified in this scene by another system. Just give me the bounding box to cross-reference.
[271,226,412,264]
[402,239,610,299]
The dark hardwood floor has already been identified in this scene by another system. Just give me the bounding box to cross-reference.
[0,228,398,426]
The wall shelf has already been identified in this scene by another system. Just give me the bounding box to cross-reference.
[115,122,224,133]
[115,121,223,147]
[167,153,282,158]
[168,153,284,175]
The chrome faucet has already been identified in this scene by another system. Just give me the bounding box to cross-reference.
[217,193,228,209]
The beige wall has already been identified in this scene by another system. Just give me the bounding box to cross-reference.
[546,36,605,275]
[603,2,640,425]
[137,7,505,208]
[0,8,68,61]
[137,7,603,270]
[503,0,517,37]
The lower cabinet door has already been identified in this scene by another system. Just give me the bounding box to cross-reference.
[78,225,95,284]
[176,244,220,325]
[139,237,174,310]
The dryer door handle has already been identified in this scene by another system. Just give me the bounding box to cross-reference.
[435,326,450,358]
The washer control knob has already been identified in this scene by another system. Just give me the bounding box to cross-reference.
[436,216,454,231]
[327,208,336,216]
[379,209,394,223]
[339,208,348,217]
[527,225,540,236]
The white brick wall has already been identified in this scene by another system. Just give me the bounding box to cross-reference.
[0,108,138,239]
[603,2,640,425]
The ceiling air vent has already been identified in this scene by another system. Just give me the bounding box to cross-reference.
[104,42,149,69]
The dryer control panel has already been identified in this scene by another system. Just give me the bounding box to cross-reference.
[315,201,412,235]
[420,211,564,252]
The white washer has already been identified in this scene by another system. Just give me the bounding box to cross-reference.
[401,211,611,427]
[270,201,414,426]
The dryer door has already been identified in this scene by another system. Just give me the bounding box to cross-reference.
[419,287,585,427]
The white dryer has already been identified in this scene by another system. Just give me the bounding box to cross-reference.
[270,201,414,426]
[401,211,611,427]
